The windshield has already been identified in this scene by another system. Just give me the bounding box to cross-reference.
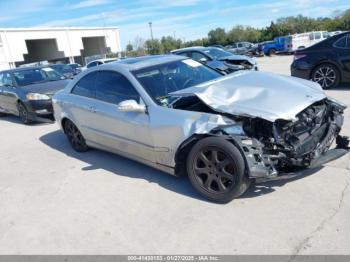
[13,68,64,86]
[51,64,73,73]
[202,48,233,59]
[133,59,221,105]
[68,64,80,69]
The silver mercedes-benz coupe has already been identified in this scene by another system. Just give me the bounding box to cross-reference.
[53,55,349,203]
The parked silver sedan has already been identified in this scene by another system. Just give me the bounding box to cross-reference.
[53,55,349,203]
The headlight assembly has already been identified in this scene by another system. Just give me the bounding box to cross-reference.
[26,93,50,101]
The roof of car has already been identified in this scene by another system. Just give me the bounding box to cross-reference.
[171,46,206,53]
[103,55,185,71]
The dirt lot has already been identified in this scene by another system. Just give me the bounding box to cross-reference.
[0,55,349,255]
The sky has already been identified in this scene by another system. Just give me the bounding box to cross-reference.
[0,0,349,49]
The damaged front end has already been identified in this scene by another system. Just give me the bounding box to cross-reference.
[212,98,349,180]
[210,56,258,74]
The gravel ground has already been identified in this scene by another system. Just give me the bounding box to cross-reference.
[0,55,349,255]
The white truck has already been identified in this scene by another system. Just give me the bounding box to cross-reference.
[292,31,331,50]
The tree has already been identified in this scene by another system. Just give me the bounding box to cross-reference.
[208,27,227,45]
[126,43,133,52]
[145,39,163,55]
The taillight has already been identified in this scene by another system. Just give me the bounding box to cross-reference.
[294,54,307,61]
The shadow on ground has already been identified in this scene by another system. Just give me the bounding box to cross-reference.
[40,130,323,203]
[0,114,52,126]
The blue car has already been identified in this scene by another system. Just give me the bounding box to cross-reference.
[261,36,293,56]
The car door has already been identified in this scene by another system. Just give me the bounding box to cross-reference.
[83,70,155,162]
[334,33,350,81]
[0,72,5,112]
[0,72,18,114]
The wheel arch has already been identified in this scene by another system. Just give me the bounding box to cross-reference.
[310,60,342,82]
[174,133,250,178]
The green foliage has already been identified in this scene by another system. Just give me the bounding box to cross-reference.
[208,27,228,45]
[126,43,133,52]
[125,9,349,56]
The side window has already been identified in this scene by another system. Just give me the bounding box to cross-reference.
[315,32,321,40]
[3,73,13,86]
[237,43,243,48]
[309,33,314,40]
[71,72,97,98]
[323,32,330,38]
[177,52,190,58]
[95,71,140,104]
[191,52,208,61]
[0,73,4,86]
[334,35,347,49]
[87,62,97,68]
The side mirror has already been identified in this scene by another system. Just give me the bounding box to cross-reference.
[117,100,146,113]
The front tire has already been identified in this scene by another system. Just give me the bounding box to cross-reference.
[311,63,340,89]
[187,137,249,203]
[268,48,276,56]
[17,102,32,124]
[64,119,89,152]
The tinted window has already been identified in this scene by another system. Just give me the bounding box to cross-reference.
[3,73,13,86]
[95,71,140,104]
[309,33,314,40]
[13,68,62,86]
[314,32,321,40]
[334,35,348,49]
[87,62,97,68]
[71,72,97,98]
[191,52,208,61]
[178,51,190,58]
[322,32,330,38]
[0,73,13,87]
[0,73,4,86]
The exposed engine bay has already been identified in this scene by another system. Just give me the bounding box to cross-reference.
[168,95,349,179]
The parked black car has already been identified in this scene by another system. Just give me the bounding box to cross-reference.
[171,47,258,74]
[291,31,350,89]
[0,66,69,124]
[50,64,75,79]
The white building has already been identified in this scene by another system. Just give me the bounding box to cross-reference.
[0,27,121,70]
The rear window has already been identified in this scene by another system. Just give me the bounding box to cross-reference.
[334,35,349,49]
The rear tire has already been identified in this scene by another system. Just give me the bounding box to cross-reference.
[311,63,340,89]
[187,137,249,203]
[64,119,89,152]
[17,102,32,124]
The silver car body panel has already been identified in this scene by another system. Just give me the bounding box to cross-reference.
[53,55,343,177]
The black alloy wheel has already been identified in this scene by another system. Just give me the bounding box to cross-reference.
[64,120,89,152]
[187,137,249,203]
[312,64,340,89]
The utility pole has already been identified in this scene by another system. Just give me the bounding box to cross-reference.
[148,22,154,41]
[148,22,154,54]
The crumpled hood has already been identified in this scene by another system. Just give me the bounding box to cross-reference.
[219,55,256,65]
[172,71,327,122]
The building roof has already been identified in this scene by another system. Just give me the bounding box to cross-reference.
[0,26,119,32]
